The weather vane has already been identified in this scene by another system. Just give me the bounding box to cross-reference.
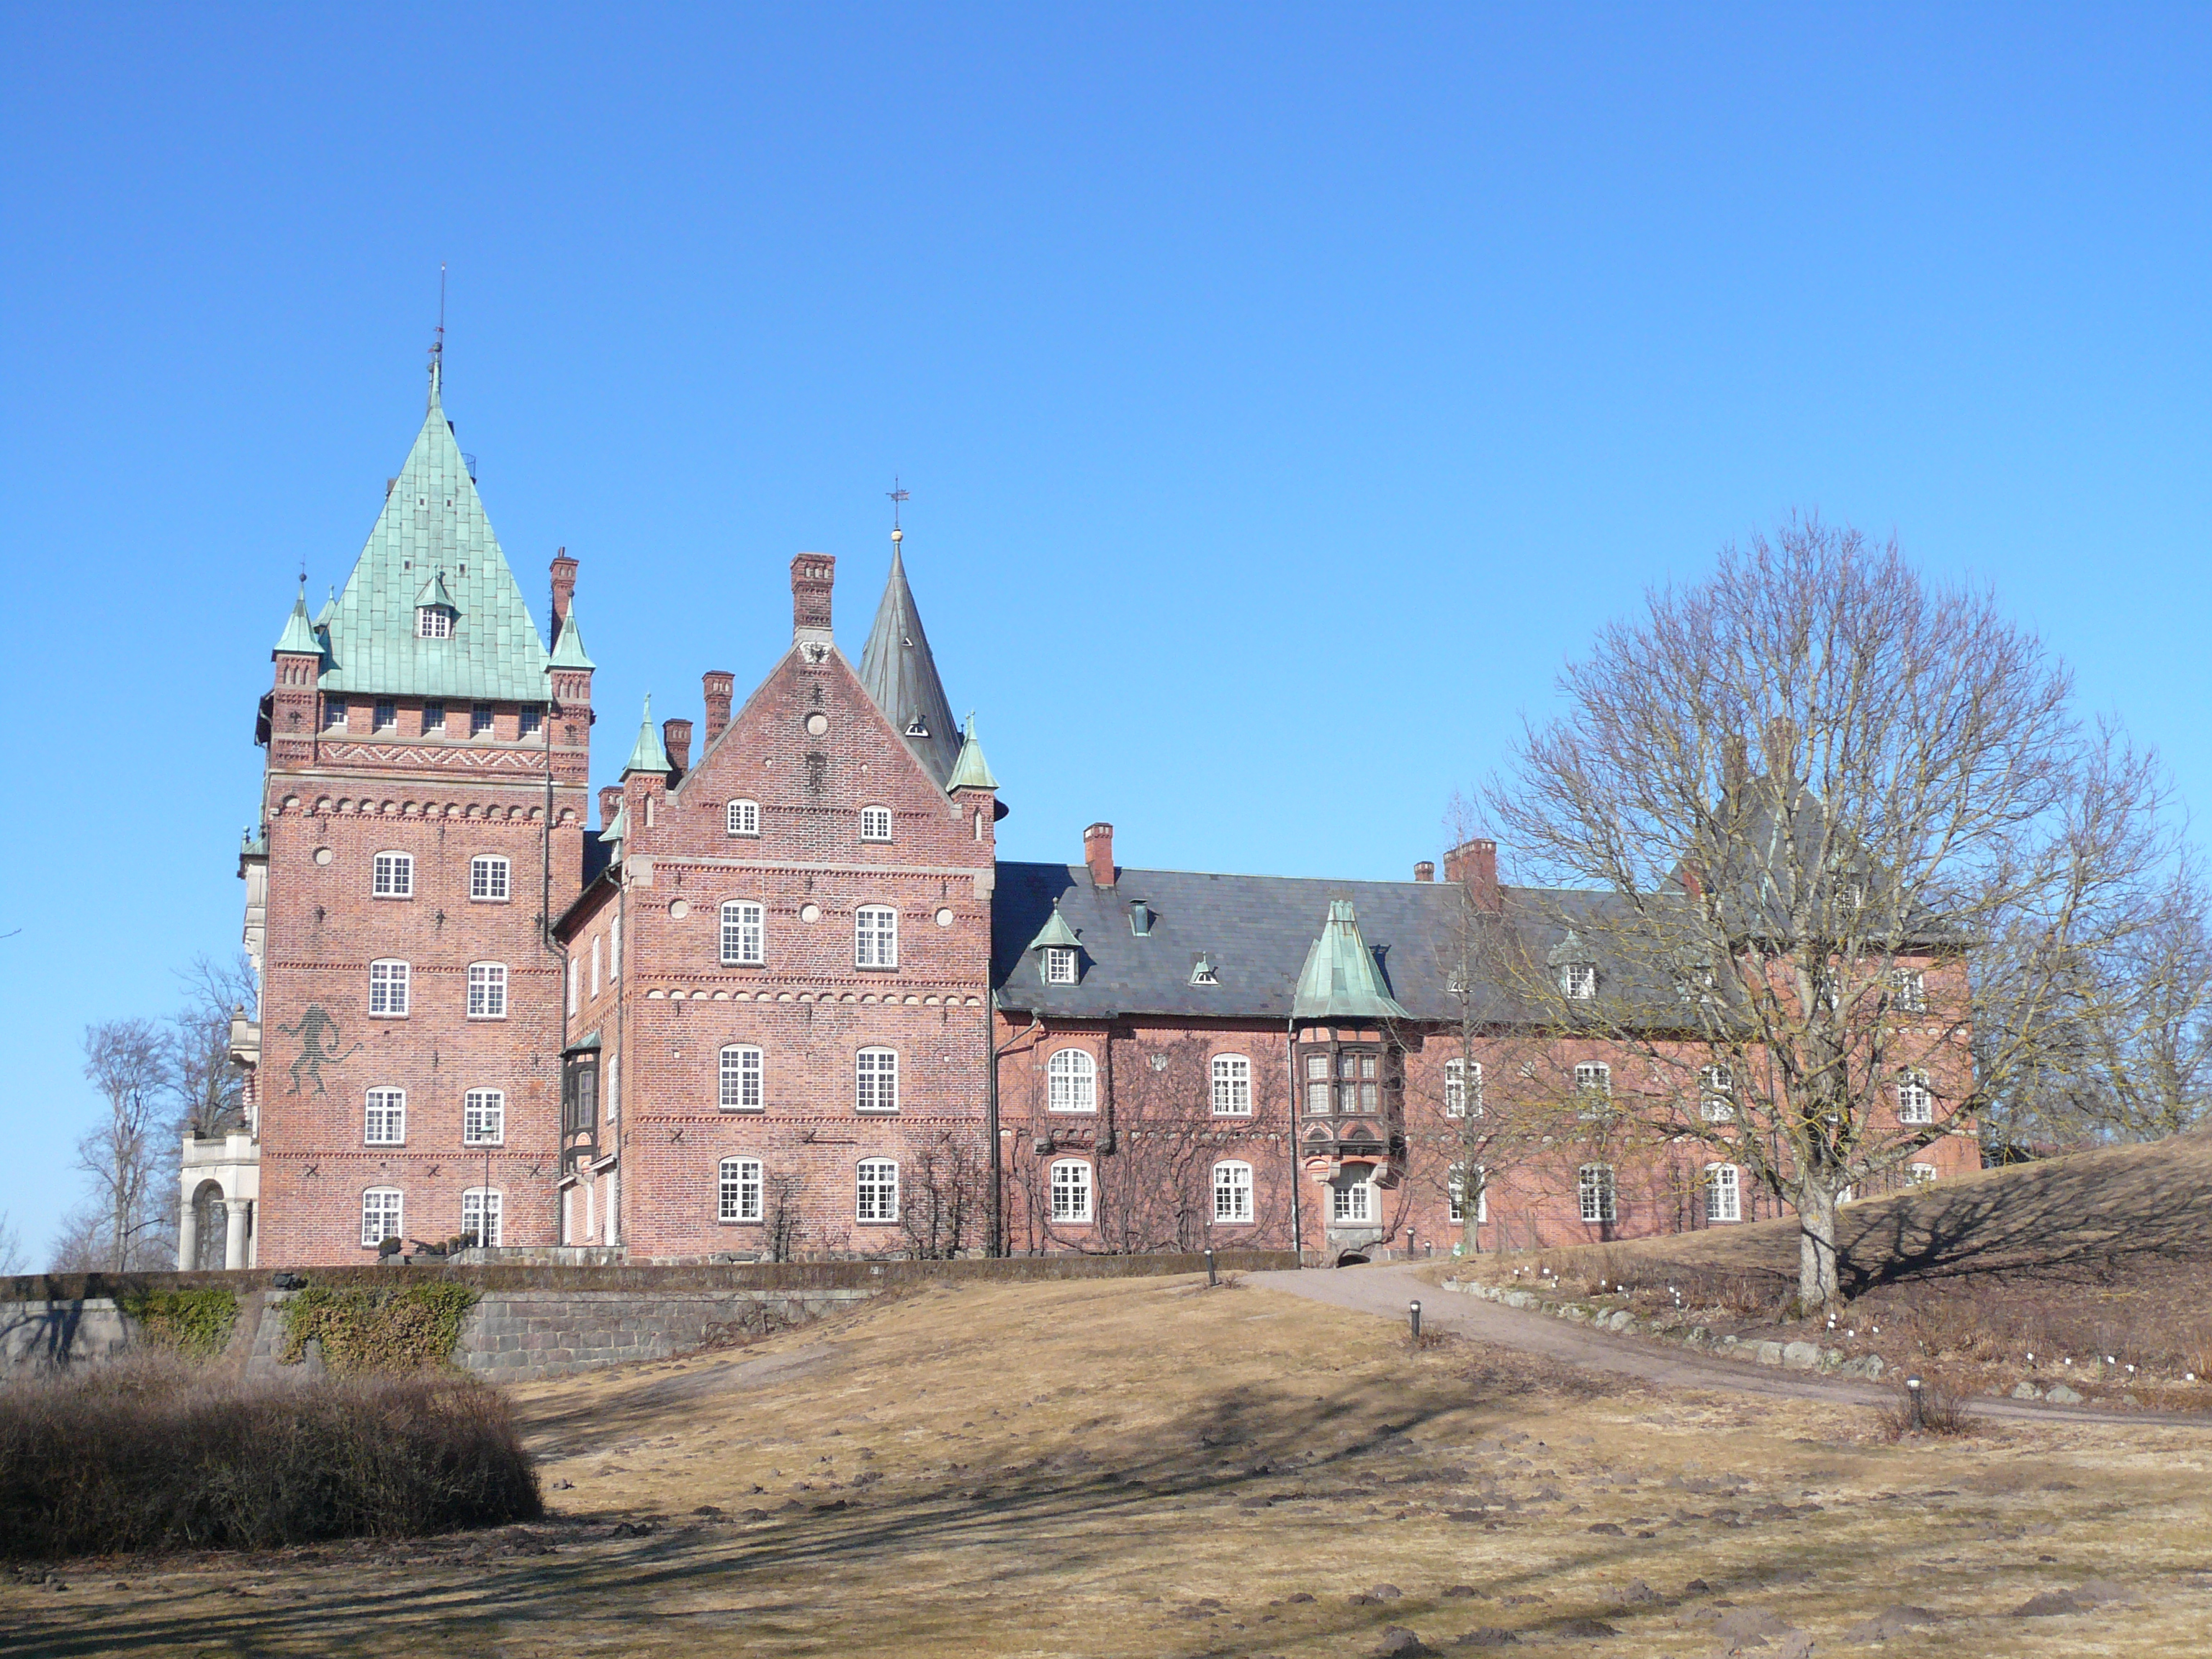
[887,477,909,533]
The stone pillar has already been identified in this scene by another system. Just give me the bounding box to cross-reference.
[176,1197,199,1272]
[224,1199,250,1270]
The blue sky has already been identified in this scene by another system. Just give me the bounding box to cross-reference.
[4,6,2209,1257]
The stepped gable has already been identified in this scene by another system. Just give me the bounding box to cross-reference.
[317,361,551,701]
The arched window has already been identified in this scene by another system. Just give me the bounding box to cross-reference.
[469,855,510,902]
[1047,1048,1097,1113]
[856,1158,899,1223]
[720,1045,765,1110]
[1704,1163,1740,1223]
[727,799,760,837]
[462,1187,502,1248]
[860,805,893,842]
[1213,1160,1254,1223]
[1444,1057,1483,1117]
[467,962,508,1018]
[721,901,765,965]
[1049,1159,1093,1223]
[855,1048,899,1113]
[360,1187,403,1249]
[720,1157,764,1222]
[364,1087,405,1146]
[1578,1164,1617,1224]
[855,905,897,968]
[1210,1055,1252,1115]
[463,1089,504,1145]
[372,851,413,899]
[1897,1068,1934,1124]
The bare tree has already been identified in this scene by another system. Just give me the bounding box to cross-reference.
[0,1210,23,1277]
[70,1020,174,1271]
[1483,518,2175,1316]
[166,953,256,1140]
[900,1130,988,1259]
[760,1171,807,1262]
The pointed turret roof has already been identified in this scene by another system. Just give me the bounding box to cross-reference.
[315,361,552,700]
[274,585,323,657]
[623,693,670,776]
[549,602,595,669]
[1025,905,1082,953]
[1291,899,1412,1022]
[313,585,337,628]
[946,711,999,791]
[858,539,961,786]
[413,568,456,611]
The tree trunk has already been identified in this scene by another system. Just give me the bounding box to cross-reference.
[1795,1180,1842,1318]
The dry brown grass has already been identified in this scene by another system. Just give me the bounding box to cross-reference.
[6,1272,2209,1657]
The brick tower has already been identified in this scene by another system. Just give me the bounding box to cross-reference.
[246,360,595,1265]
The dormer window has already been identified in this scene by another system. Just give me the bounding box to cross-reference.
[1190,954,1219,986]
[905,715,930,737]
[1129,900,1154,936]
[1561,962,1597,1000]
[416,606,454,639]
[1044,946,1077,985]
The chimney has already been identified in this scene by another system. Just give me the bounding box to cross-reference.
[1762,716,1796,783]
[662,717,693,778]
[549,548,577,629]
[701,671,734,746]
[791,553,836,646]
[1084,822,1116,889]
[1722,734,1748,804]
[1443,837,1501,912]
[1413,861,1436,883]
[598,785,623,831]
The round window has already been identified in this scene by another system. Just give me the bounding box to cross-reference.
[804,711,829,735]
[935,907,955,927]
[313,847,333,865]
[800,902,822,923]
[667,899,689,919]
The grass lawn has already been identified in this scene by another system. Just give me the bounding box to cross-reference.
[5,1270,2209,1657]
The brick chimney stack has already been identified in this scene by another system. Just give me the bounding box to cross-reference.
[1443,837,1501,912]
[1413,860,1435,883]
[701,672,734,746]
[549,548,577,629]
[598,785,624,831]
[791,554,835,646]
[1084,822,1116,890]
[662,718,693,778]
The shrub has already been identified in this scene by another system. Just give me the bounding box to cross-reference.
[0,1354,540,1559]
[1877,1377,1977,1440]
[116,1287,238,1359]
[277,1280,480,1373]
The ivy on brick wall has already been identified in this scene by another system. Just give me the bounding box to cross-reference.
[278,1282,480,1374]
[117,1287,239,1359]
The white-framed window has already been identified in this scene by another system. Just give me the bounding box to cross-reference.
[567,958,578,1018]
[720,1044,765,1110]
[721,1157,764,1222]
[1047,1048,1097,1112]
[1889,967,1928,1012]
[1562,962,1597,999]
[726,799,760,837]
[1049,1159,1093,1223]
[721,901,765,966]
[856,1158,899,1223]
[1574,1061,1611,1097]
[1331,1175,1375,1225]
[1699,1063,1736,1123]
[372,851,413,899]
[373,698,397,732]
[416,605,452,639]
[1190,956,1219,986]
[855,905,897,968]
[324,697,349,730]
[1907,1161,1939,1184]
[423,701,446,733]
[1897,1068,1934,1125]
[1705,1162,1740,1223]
[464,1088,504,1145]
[1044,945,1077,985]
[360,1187,403,1249]
[471,702,495,736]
[469,855,510,902]
[1211,1054,1252,1115]
[609,917,620,980]
[462,1187,503,1249]
[1578,1163,1617,1224]
[369,958,410,1017]
[518,707,541,739]
[1449,1164,1488,1225]
[1213,1159,1254,1223]
[1444,1056,1483,1117]
[860,805,892,842]
[364,1087,405,1146]
[590,934,601,997]
[855,1048,899,1113]
[467,962,508,1018]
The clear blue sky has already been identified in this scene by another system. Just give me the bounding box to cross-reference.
[4,7,2209,1257]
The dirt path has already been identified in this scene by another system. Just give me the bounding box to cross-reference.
[1247,1263,2212,1428]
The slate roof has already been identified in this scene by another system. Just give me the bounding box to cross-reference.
[858,542,961,787]
[315,362,552,701]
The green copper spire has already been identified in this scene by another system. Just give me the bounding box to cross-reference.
[1026,906,1081,954]
[945,711,999,791]
[549,601,595,669]
[1291,899,1411,1022]
[315,362,552,700]
[413,568,456,611]
[623,693,670,776]
[273,585,322,657]
[313,585,337,628]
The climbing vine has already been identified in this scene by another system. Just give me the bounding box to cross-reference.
[278,1282,480,1374]
[117,1287,238,1359]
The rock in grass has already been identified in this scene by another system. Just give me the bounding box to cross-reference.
[2045,1384,2085,1404]
[1453,1630,1519,1648]
[1555,1617,1619,1637]
[1371,1627,1435,1658]
[1843,1604,1943,1641]
[2011,1382,2041,1400]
